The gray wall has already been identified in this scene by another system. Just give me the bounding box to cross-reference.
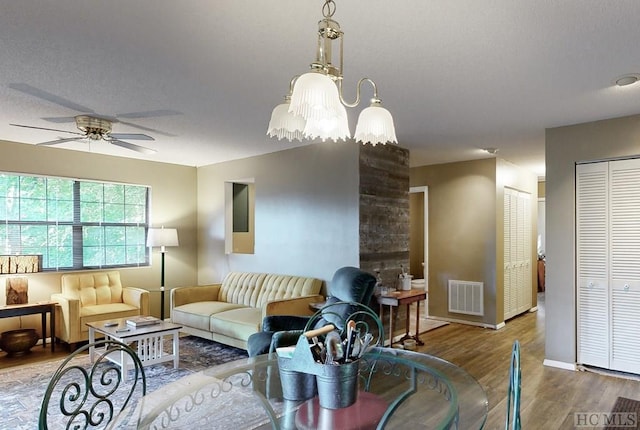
[197,143,361,288]
[545,113,640,364]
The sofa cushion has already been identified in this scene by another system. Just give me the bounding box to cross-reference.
[80,303,138,317]
[218,272,267,306]
[217,272,323,309]
[172,301,247,331]
[210,307,262,341]
[61,271,124,306]
[255,274,322,308]
[78,304,141,335]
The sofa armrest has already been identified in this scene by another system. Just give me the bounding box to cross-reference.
[51,292,80,343]
[263,294,324,319]
[170,284,221,308]
[123,287,150,315]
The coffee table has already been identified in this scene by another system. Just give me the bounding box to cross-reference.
[87,318,182,372]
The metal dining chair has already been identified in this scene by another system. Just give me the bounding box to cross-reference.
[505,339,522,430]
[39,339,146,429]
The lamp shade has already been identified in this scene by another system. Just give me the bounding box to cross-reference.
[354,102,397,145]
[303,103,350,142]
[147,228,179,248]
[289,72,345,123]
[267,100,306,141]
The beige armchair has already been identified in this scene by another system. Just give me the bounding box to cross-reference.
[52,271,149,345]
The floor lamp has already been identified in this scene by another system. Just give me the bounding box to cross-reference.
[147,227,179,320]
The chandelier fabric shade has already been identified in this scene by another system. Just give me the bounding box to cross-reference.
[267,0,397,145]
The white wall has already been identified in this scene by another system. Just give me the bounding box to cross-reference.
[545,113,640,365]
[197,143,361,287]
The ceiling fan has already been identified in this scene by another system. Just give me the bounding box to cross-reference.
[10,115,157,154]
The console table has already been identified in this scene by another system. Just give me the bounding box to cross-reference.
[110,347,488,429]
[377,288,427,347]
[0,302,56,352]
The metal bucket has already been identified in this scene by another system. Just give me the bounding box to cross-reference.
[316,360,359,409]
[278,357,318,401]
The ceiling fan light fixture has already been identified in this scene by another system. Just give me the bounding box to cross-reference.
[267,0,397,146]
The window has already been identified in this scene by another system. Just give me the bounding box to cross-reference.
[0,173,150,271]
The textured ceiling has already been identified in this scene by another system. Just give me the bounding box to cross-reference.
[2,1,640,178]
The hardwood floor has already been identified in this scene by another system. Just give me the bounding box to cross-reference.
[2,292,638,429]
[416,293,640,429]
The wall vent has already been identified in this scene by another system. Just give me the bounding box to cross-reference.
[448,280,484,316]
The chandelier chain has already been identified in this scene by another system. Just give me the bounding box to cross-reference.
[322,0,336,18]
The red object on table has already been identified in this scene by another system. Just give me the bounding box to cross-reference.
[295,391,388,430]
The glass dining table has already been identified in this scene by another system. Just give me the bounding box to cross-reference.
[109,347,488,429]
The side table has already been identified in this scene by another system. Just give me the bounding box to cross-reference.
[377,289,426,347]
[0,302,56,352]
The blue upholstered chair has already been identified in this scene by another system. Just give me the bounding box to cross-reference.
[247,266,377,357]
[39,339,146,429]
[505,340,522,430]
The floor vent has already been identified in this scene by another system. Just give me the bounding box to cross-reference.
[448,280,484,316]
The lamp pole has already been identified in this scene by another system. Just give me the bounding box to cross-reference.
[160,248,166,320]
[147,227,179,321]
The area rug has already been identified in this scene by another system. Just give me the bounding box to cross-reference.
[605,397,640,430]
[0,336,248,430]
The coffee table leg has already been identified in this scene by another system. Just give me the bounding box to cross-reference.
[89,327,96,363]
[172,331,179,369]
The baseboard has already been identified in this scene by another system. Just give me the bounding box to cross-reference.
[427,315,501,330]
[543,359,577,371]
[529,306,538,312]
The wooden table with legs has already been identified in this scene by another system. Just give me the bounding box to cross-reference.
[377,289,427,347]
[0,302,56,352]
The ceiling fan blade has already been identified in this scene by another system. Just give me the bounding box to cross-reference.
[109,133,154,141]
[116,109,183,119]
[10,123,84,136]
[110,139,156,154]
[8,83,96,113]
[118,120,177,137]
[37,137,86,146]
[40,116,78,124]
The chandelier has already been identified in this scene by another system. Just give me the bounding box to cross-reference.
[267,0,397,145]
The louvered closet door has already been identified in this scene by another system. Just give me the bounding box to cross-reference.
[517,192,532,314]
[576,162,609,369]
[504,188,532,321]
[504,189,516,320]
[609,160,640,374]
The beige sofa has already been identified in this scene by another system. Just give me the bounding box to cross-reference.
[52,271,149,345]
[170,272,323,350]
